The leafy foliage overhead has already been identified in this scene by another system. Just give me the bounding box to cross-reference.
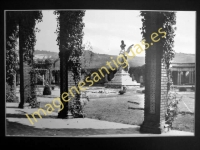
[140,11,176,68]
[54,11,85,118]
[6,11,43,86]
[54,10,85,86]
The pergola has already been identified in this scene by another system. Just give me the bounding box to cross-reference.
[170,63,195,85]
[15,11,174,134]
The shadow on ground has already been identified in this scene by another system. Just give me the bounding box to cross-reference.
[6,120,140,136]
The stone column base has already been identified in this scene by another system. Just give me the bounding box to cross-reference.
[66,111,74,119]
[58,110,74,119]
[140,121,165,134]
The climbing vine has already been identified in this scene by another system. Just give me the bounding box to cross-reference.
[54,10,85,89]
[82,41,94,68]
[6,11,42,107]
[140,11,177,127]
[165,91,182,129]
[6,11,20,86]
[140,11,176,69]
[6,11,43,86]
[54,11,85,117]
[27,69,39,108]
[19,11,43,65]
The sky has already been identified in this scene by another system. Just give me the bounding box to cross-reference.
[35,10,196,57]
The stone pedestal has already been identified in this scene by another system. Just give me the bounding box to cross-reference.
[104,69,140,88]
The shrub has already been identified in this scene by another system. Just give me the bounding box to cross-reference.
[191,86,195,91]
[165,92,182,129]
[27,94,40,108]
[69,93,90,118]
[6,92,19,103]
[6,82,19,103]
[36,75,43,85]
[119,90,125,95]
[43,84,51,95]
[179,87,187,92]
[70,100,84,118]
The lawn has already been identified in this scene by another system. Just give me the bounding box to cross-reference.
[172,113,194,132]
[83,90,194,132]
[84,93,144,125]
[15,87,195,133]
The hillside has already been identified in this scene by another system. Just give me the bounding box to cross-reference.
[34,50,195,69]
[171,52,195,63]
[34,50,58,60]
[50,50,145,70]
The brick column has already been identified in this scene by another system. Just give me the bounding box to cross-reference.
[140,12,169,134]
[140,52,168,134]
[57,12,71,118]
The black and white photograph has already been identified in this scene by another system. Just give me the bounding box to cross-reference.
[5,10,196,137]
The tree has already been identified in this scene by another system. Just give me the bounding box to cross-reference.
[44,58,53,69]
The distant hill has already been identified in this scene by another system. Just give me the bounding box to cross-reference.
[81,50,145,68]
[34,50,58,60]
[34,50,195,70]
[171,52,195,63]
[51,50,145,70]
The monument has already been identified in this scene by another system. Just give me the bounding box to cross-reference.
[105,40,140,88]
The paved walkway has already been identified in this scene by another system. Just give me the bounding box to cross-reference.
[6,103,194,137]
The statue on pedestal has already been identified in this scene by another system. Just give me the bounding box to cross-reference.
[104,40,140,88]
[118,40,133,72]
